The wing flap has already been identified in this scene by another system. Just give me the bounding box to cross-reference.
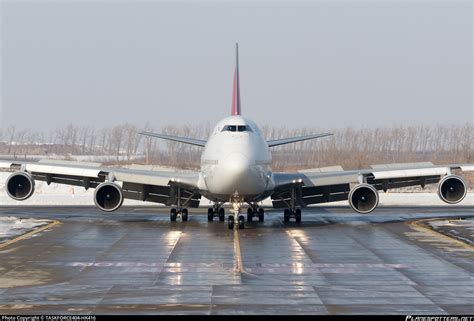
[122,182,201,207]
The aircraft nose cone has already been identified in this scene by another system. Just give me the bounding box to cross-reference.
[224,152,251,175]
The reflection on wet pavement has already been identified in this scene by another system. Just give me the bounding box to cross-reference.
[0,206,472,314]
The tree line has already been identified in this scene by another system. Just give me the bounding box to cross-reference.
[0,123,472,175]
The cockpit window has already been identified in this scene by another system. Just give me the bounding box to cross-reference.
[222,125,252,132]
[224,125,237,132]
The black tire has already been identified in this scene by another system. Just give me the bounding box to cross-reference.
[170,208,177,222]
[182,208,188,222]
[208,208,214,221]
[283,209,290,223]
[247,208,253,223]
[238,215,245,229]
[228,215,234,229]
[219,208,225,222]
[295,209,301,223]
[258,208,264,222]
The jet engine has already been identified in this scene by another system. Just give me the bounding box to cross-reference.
[6,172,35,201]
[348,183,379,214]
[94,182,124,212]
[437,175,467,204]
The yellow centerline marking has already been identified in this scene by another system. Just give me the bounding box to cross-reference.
[234,228,243,273]
[408,218,474,251]
[0,220,60,249]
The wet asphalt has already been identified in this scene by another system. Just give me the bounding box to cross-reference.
[0,205,473,315]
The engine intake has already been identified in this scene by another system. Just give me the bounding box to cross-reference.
[94,182,124,212]
[348,183,379,214]
[6,172,35,201]
[437,175,467,204]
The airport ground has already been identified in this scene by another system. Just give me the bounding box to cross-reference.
[0,206,473,315]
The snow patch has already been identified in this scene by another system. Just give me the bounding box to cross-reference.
[0,216,52,239]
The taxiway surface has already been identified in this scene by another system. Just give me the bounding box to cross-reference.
[0,206,473,315]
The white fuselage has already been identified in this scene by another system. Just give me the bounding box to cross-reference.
[199,115,273,202]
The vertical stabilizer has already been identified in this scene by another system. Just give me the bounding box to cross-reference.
[231,43,241,116]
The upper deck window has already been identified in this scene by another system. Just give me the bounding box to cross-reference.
[222,125,252,132]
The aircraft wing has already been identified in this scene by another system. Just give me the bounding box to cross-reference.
[139,132,207,147]
[0,159,203,208]
[271,162,474,208]
[267,133,333,147]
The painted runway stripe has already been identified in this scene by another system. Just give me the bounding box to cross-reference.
[234,228,243,273]
[0,220,60,249]
[408,218,474,251]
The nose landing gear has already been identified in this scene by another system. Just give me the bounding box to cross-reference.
[228,192,245,230]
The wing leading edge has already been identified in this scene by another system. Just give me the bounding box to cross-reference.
[139,132,207,147]
[267,133,333,147]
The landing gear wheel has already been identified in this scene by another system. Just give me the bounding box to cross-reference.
[247,208,253,223]
[219,208,225,222]
[228,215,234,230]
[283,209,290,223]
[182,208,188,222]
[170,208,177,222]
[295,208,301,223]
[258,208,264,222]
[238,215,245,229]
[207,208,214,221]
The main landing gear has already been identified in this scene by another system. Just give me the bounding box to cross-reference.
[170,208,188,222]
[247,205,264,223]
[283,208,301,223]
[169,186,197,222]
[207,202,225,222]
[274,184,303,223]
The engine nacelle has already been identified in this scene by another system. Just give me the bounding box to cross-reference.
[6,172,35,201]
[348,183,379,214]
[94,182,124,212]
[437,175,467,204]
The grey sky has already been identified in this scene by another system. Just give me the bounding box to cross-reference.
[1,0,472,131]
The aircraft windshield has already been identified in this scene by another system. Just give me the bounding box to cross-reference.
[222,125,252,132]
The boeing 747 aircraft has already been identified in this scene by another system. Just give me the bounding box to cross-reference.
[2,44,473,229]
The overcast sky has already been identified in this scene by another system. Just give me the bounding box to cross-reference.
[0,0,472,131]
